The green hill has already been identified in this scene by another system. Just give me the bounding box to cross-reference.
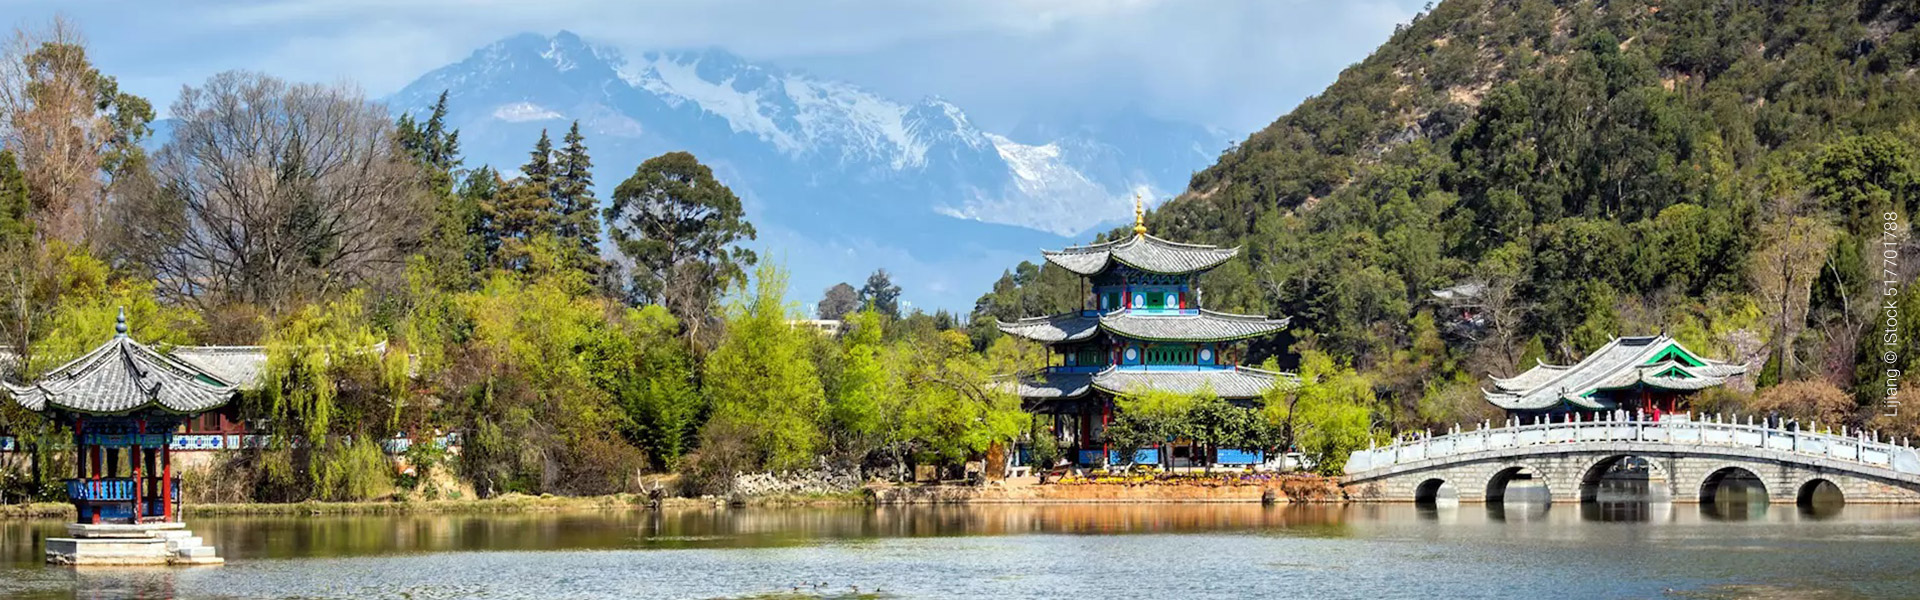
[973,0,1920,432]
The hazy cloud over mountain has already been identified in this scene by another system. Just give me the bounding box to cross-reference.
[8,0,1421,134]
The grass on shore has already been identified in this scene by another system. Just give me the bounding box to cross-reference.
[0,489,877,520]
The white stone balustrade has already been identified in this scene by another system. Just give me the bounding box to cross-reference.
[1345,411,1920,477]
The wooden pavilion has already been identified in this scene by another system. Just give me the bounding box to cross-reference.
[4,309,225,565]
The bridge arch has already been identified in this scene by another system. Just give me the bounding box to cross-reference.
[1797,478,1845,508]
[1485,463,1552,503]
[1414,478,1456,505]
[1700,466,1769,505]
[1577,454,1673,503]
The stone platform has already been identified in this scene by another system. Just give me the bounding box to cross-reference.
[45,522,223,566]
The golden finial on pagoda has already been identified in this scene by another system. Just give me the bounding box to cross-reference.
[1132,193,1147,236]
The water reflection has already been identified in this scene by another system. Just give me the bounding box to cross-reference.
[5,502,1920,599]
[1487,500,1550,522]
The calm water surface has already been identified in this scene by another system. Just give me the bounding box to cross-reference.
[2,501,1919,599]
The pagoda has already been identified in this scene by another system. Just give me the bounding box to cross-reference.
[4,310,226,565]
[998,198,1292,467]
[1484,334,1747,419]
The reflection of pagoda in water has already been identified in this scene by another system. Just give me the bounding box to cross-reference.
[998,198,1291,466]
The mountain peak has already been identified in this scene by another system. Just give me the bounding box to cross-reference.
[383,32,1228,310]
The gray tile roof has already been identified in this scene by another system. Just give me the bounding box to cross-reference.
[994,370,1095,399]
[1042,233,1239,276]
[1100,309,1289,342]
[1092,365,1298,399]
[1000,309,1290,344]
[998,366,1296,400]
[996,312,1102,343]
[1484,335,1748,411]
[5,334,238,415]
[169,345,269,387]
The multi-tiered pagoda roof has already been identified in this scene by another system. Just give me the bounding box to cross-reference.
[995,198,1292,405]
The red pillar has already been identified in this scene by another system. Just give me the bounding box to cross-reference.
[162,438,173,522]
[133,420,144,523]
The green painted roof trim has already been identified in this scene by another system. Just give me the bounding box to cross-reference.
[1643,344,1704,367]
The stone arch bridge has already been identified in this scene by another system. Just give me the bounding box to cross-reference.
[1342,415,1920,505]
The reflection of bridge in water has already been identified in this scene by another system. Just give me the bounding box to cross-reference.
[1342,413,1920,507]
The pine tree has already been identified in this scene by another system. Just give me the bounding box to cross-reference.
[494,131,558,271]
[0,150,32,244]
[397,90,462,197]
[553,121,602,277]
[461,166,504,269]
[398,90,480,288]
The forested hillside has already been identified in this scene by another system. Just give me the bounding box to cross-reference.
[975,0,1920,434]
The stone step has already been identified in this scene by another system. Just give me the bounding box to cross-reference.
[155,530,194,540]
[174,555,225,565]
[176,545,216,558]
[166,537,202,552]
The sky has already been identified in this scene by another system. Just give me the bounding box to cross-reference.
[2,0,1426,136]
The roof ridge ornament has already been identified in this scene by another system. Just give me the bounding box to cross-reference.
[1132,192,1146,237]
[114,307,127,338]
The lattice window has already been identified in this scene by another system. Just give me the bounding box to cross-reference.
[1144,346,1195,365]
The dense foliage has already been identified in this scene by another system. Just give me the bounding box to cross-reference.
[978,0,1920,440]
[0,21,1019,503]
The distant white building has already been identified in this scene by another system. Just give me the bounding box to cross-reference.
[790,319,844,336]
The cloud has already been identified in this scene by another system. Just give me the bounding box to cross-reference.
[2,0,1422,133]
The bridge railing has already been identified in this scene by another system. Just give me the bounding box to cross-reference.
[1344,412,1920,477]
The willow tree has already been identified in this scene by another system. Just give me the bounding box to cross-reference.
[259,291,406,501]
[1263,352,1374,474]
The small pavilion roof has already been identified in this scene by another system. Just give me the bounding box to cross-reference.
[998,309,1288,344]
[1092,365,1297,400]
[1042,233,1239,276]
[4,312,238,416]
[1484,335,1747,411]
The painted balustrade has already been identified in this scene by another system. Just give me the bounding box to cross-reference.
[1345,411,1920,477]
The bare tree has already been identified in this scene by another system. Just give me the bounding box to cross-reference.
[0,16,153,244]
[110,71,426,315]
[1751,209,1837,383]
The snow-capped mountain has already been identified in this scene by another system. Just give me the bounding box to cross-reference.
[387,31,1229,310]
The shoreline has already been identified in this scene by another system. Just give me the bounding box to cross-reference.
[0,477,1354,519]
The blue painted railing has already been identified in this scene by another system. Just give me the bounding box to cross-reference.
[66,478,135,501]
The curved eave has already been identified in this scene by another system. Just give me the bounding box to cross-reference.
[1484,390,1610,411]
[995,313,1102,344]
[1041,250,1113,276]
[995,371,1094,400]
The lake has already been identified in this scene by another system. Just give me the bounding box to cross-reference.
[3,500,1919,599]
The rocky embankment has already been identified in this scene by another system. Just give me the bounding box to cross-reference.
[869,474,1345,505]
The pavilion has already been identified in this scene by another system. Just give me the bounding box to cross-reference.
[1484,334,1747,419]
[4,309,225,565]
[997,198,1294,467]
